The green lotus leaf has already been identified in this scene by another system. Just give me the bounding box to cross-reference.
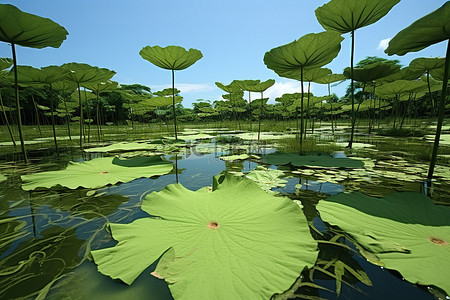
[0,174,6,182]
[313,73,346,84]
[315,0,400,33]
[409,57,446,73]
[380,66,424,82]
[245,79,275,93]
[36,104,50,111]
[14,65,68,87]
[376,80,427,98]
[317,192,450,295]
[0,57,12,70]
[264,152,364,168]
[21,156,173,190]
[52,80,77,93]
[61,63,116,85]
[385,2,450,56]
[141,96,182,107]
[231,79,261,91]
[430,68,446,81]
[82,80,118,93]
[91,174,318,299]
[0,4,68,49]
[139,45,203,71]
[215,81,241,93]
[264,31,343,79]
[343,62,401,83]
[245,166,288,193]
[83,142,160,153]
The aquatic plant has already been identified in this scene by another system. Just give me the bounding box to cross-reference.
[0,58,15,147]
[21,156,173,190]
[264,31,343,151]
[317,191,450,295]
[0,4,68,163]
[91,173,318,299]
[139,45,203,140]
[315,0,400,149]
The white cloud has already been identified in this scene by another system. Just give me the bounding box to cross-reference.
[377,38,391,51]
[150,83,215,94]
[261,81,310,104]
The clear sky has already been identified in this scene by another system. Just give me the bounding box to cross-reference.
[0,0,447,108]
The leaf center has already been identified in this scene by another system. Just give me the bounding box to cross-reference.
[207,221,219,230]
[429,237,448,245]
[100,171,109,175]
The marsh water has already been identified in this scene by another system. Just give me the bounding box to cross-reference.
[0,127,449,300]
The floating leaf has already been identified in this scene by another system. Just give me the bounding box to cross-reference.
[91,174,318,299]
[21,156,173,190]
[264,152,364,169]
[317,192,450,295]
[245,166,288,193]
[83,142,160,153]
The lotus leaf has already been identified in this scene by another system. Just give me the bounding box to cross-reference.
[264,31,343,78]
[315,0,400,33]
[264,152,364,169]
[0,174,6,182]
[21,156,173,190]
[313,73,346,84]
[409,57,446,73]
[139,45,203,71]
[220,153,257,161]
[245,79,275,93]
[83,142,160,153]
[0,4,68,48]
[245,166,288,193]
[141,96,182,107]
[385,2,450,56]
[91,174,318,299]
[343,62,400,83]
[0,57,12,70]
[317,192,450,295]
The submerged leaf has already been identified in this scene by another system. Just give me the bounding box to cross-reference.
[91,174,318,299]
[21,156,173,190]
[317,192,450,295]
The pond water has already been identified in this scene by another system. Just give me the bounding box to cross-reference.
[0,131,449,299]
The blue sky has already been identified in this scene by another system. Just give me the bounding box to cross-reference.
[0,0,447,108]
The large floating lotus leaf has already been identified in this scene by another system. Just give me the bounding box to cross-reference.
[0,57,12,70]
[385,2,450,56]
[139,45,203,71]
[264,31,344,79]
[61,63,116,84]
[264,152,364,169]
[0,4,68,48]
[315,0,400,33]
[317,192,450,295]
[91,174,318,299]
[21,156,173,190]
[83,142,160,153]
[343,62,401,83]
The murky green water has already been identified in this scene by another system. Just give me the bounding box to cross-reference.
[1,132,449,299]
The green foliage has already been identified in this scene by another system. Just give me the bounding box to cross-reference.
[385,2,450,56]
[315,0,400,33]
[264,31,343,78]
[0,4,68,48]
[91,174,318,299]
[264,152,364,168]
[21,156,173,190]
[139,45,203,71]
[317,191,450,295]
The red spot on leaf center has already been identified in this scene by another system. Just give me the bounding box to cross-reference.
[207,221,219,230]
[429,237,448,245]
